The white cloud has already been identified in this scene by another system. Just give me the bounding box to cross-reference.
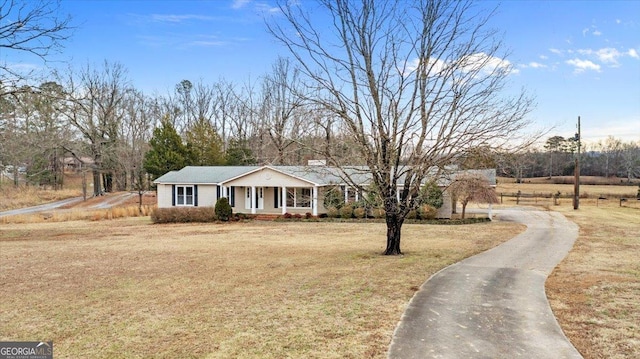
[461,53,517,75]
[582,28,589,36]
[150,14,216,23]
[566,58,601,73]
[231,0,251,9]
[255,2,281,14]
[549,48,563,56]
[628,49,639,59]
[593,30,602,36]
[539,55,548,60]
[616,19,622,24]
[405,57,448,76]
[187,40,226,47]
[578,47,623,66]
[528,62,547,69]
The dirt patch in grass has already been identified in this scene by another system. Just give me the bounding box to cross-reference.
[546,205,640,359]
[0,218,523,358]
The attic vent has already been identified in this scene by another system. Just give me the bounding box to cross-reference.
[307,160,326,166]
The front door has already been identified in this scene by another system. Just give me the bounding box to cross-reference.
[256,187,264,210]
[245,187,252,210]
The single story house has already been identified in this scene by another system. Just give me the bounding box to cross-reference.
[153,165,496,219]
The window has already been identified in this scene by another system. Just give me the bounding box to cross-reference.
[286,187,312,208]
[176,185,194,206]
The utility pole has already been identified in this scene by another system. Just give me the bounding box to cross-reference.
[573,116,581,210]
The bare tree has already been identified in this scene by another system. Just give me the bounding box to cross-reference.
[261,57,306,164]
[0,0,73,97]
[620,141,640,183]
[58,61,131,196]
[269,0,535,254]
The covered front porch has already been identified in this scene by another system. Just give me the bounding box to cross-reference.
[222,167,323,216]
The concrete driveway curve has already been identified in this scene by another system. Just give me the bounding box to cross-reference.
[388,208,583,359]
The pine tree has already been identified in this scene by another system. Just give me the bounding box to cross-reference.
[143,119,190,179]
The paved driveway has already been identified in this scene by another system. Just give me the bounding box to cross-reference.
[388,208,583,359]
[0,192,135,217]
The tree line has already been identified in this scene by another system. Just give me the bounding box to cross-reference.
[0,58,363,195]
[496,135,640,183]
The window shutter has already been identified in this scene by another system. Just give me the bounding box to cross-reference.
[172,185,176,206]
[216,185,221,200]
[274,187,279,208]
[194,185,198,207]
[230,186,235,207]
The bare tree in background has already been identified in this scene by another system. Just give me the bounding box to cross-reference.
[269,0,535,254]
[0,0,73,97]
[261,57,305,164]
[59,61,131,196]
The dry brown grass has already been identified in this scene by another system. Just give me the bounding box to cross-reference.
[0,205,154,224]
[546,205,640,359]
[0,219,524,358]
[0,185,81,211]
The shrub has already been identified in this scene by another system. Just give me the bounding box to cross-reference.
[215,197,233,221]
[326,207,339,218]
[339,204,353,219]
[283,212,292,219]
[353,207,366,219]
[305,212,313,219]
[323,186,345,209]
[151,207,217,223]
[371,207,385,219]
[419,204,437,220]
[293,213,303,219]
[419,181,444,209]
[406,209,418,219]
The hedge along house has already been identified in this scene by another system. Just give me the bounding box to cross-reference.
[153,165,496,218]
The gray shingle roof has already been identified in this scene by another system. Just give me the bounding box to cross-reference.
[153,165,496,187]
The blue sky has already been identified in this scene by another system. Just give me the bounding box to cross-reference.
[8,0,640,145]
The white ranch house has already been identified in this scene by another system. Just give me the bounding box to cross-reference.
[153,165,496,219]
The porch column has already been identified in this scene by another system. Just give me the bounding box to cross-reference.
[344,186,349,203]
[220,185,226,200]
[488,203,493,221]
[281,186,287,215]
[312,185,318,216]
[251,186,256,214]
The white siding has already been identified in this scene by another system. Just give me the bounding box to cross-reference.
[224,167,313,187]
[157,184,173,208]
[436,190,453,219]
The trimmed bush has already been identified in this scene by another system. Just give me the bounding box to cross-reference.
[339,204,354,219]
[151,207,217,223]
[353,207,366,219]
[215,197,233,221]
[305,212,313,219]
[371,207,385,219]
[326,207,339,218]
[419,204,437,220]
[406,209,418,219]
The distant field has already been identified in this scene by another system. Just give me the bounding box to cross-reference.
[0,219,524,358]
[496,177,639,210]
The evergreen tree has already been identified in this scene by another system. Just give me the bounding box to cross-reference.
[143,119,190,179]
[185,118,226,166]
[225,138,256,165]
